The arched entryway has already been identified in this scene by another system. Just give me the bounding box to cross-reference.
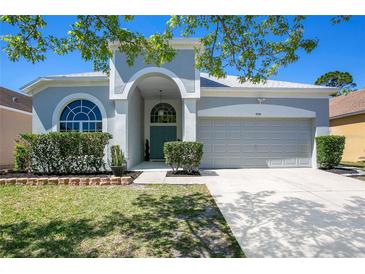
[125,70,184,167]
[112,66,199,169]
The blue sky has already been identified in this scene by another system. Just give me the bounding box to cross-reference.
[1,15,365,93]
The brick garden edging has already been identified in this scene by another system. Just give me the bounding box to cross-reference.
[0,176,133,186]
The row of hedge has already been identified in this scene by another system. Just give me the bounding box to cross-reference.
[13,132,345,175]
[162,136,345,172]
[15,132,112,175]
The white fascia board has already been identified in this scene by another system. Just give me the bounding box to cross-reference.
[330,109,365,120]
[0,105,32,115]
[108,38,202,50]
[21,77,108,95]
[201,87,337,98]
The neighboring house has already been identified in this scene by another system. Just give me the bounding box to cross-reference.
[21,39,336,169]
[330,89,365,162]
[0,87,32,169]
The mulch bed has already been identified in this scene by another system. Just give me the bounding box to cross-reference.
[166,170,201,177]
[326,167,360,175]
[0,170,141,179]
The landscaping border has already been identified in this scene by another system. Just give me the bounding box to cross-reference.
[0,176,133,186]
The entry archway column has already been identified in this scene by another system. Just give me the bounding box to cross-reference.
[182,98,197,141]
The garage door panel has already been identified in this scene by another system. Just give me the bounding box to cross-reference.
[213,144,226,153]
[227,131,241,139]
[197,118,312,168]
[213,131,226,139]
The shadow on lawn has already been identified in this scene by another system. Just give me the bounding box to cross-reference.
[0,192,244,258]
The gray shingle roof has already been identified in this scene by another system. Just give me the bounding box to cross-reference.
[200,72,329,89]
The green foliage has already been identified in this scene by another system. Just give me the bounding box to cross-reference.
[164,141,203,173]
[168,16,318,82]
[110,145,125,166]
[13,143,31,171]
[17,132,112,174]
[1,15,174,73]
[315,71,357,96]
[316,135,345,169]
[1,15,348,82]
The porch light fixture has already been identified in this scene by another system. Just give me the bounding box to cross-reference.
[158,90,165,116]
[257,97,266,104]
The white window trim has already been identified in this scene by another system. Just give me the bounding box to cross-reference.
[52,93,107,132]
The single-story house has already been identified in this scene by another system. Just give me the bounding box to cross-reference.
[330,89,365,162]
[0,87,32,169]
[21,39,336,169]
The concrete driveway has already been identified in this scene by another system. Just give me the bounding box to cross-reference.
[205,168,365,257]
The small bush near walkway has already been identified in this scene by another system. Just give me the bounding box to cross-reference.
[164,141,203,173]
[14,132,112,175]
[316,135,345,169]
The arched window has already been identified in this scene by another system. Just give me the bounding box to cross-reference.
[59,99,102,132]
[150,103,176,123]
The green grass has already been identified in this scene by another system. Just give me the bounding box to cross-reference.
[0,185,244,258]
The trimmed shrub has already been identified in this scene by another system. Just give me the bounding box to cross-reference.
[316,135,345,169]
[13,143,31,171]
[16,132,112,175]
[164,141,203,173]
[110,145,125,166]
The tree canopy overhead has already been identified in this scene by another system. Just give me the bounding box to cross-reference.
[0,15,350,83]
[315,71,357,96]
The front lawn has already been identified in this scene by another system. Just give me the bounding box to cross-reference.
[0,185,244,258]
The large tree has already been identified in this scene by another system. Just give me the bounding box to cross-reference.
[315,71,357,96]
[0,15,350,83]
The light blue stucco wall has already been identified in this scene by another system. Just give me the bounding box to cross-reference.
[113,49,196,95]
[197,97,329,127]
[32,85,112,133]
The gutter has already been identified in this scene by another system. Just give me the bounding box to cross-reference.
[330,109,365,120]
[21,76,109,94]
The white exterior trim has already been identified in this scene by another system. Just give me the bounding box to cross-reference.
[194,69,201,98]
[51,93,107,132]
[22,79,108,95]
[108,38,202,51]
[114,66,199,100]
[0,105,32,116]
[198,104,316,119]
[312,126,330,169]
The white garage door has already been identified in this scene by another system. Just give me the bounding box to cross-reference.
[197,118,313,168]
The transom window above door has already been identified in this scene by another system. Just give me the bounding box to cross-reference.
[59,99,102,132]
[150,103,176,123]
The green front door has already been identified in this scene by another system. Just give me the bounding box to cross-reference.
[150,126,177,159]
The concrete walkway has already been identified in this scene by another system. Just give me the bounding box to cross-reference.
[134,170,213,184]
[206,168,365,257]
